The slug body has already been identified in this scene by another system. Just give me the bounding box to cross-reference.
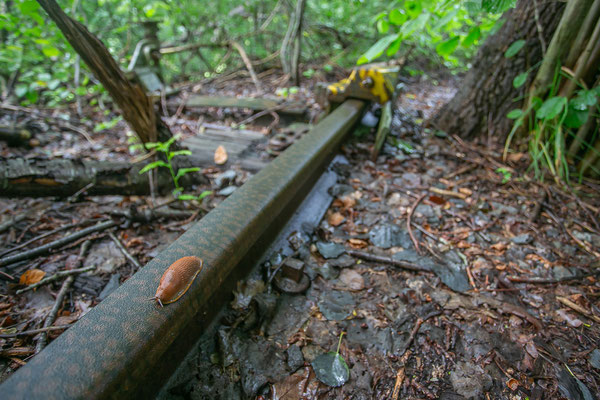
[155,256,203,306]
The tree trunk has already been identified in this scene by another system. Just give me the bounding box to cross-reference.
[430,0,564,141]
[36,0,172,144]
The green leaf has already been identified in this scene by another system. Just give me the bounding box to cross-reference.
[399,13,429,38]
[564,105,588,129]
[513,72,528,88]
[144,142,160,150]
[377,19,389,34]
[175,167,200,180]
[357,34,399,65]
[506,109,523,119]
[436,37,460,57]
[462,27,481,48]
[168,149,192,160]
[573,90,597,108]
[177,194,197,201]
[386,35,403,56]
[139,161,169,174]
[389,9,407,25]
[405,0,422,19]
[536,96,567,120]
[483,0,517,13]
[15,85,28,98]
[42,46,60,58]
[197,190,212,200]
[504,39,525,58]
[311,352,350,387]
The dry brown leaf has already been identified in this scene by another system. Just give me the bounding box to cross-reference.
[328,212,345,227]
[348,238,368,249]
[214,145,228,165]
[506,378,519,391]
[19,269,46,285]
[491,242,507,251]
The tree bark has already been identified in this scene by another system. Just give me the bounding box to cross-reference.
[430,0,564,141]
[0,158,171,197]
[36,0,172,144]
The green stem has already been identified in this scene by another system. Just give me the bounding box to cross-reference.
[335,332,344,355]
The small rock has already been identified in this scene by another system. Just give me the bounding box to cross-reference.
[217,186,237,196]
[286,344,304,371]
[98,273,121,301]
[214,170,237,188]
[590,349,600,369]
[511,233,533,245]
[450,361,492,399]
[553,266,575,280]
[316,241,345,259]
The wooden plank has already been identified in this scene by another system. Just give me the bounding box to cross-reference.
[200,128,266,144]
[184,95,306,115]
[184,137,249,156]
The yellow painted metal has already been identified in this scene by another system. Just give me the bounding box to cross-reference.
[325,65,399,104]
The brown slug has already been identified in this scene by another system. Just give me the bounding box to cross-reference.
[154,256,203,307]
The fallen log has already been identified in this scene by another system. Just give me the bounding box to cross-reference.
[0,125,33,146]
[0,158,175,197]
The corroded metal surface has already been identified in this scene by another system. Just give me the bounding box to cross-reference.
[0,99,364,399]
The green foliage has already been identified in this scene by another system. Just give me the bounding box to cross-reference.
[358,0,511,69]
[504,39,525,58]
[138,135,211,201]
[495,167,512,184]
[504,67,600,183]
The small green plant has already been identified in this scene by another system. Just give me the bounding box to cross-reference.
[495,167,512,184]
[302,68,316,78]
[311,332,349,387]
[138,135,212,202]
[504,63,600,183]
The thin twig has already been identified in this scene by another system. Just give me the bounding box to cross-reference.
[35,240,90,352]
[236,103,288,126]
[16,265,94,295]
[346,249,431,273]
[407,193,426,254]
[0,222,79,258]
[0,219,116,267]
[108,232,141,270]
[557,296,600,323]
[35,277,74,353]
[229,40,262,93]
[0,325,72,339]
[399,311,442,357]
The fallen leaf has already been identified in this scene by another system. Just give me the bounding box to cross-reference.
[347,238,367,249]
[428,195,445,205]
[328,212,345,227]
[214,145,228,165]
[491,242,507,251]
[19,269,46,285]
[506,378,519,391]
[338,269,365,291]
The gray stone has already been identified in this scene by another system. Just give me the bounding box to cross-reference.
[98,273,121,301]
[450,361,492,399]
[511,233,533,245]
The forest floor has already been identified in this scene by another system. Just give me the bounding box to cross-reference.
[1,70,600,399]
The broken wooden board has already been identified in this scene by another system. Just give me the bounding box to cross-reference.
[182,126,268,172]
[184,95,307,116]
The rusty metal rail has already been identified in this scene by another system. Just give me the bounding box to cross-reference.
[0,99,365,399]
